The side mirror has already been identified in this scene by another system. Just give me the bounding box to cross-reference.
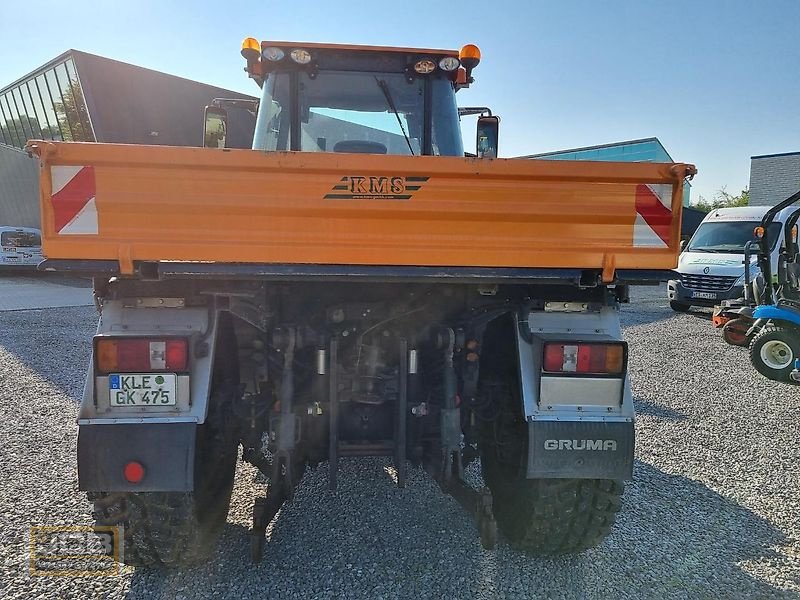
[680,239,688,252]
[476,116,499,159]
[203,106,228,148]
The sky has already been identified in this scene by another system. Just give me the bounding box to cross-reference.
[1,0,798,203]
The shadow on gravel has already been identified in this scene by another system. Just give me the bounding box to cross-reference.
[0,306,95,401]
[123,459,795,600]
[634,397,687,421]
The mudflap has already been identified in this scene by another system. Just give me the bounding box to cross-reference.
[78,423,196,492]
[526,420,634,480]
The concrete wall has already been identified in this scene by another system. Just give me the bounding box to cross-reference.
[749,152,800,206]
[0,144,39,228]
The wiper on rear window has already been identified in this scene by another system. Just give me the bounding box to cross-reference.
[375,77,415,155]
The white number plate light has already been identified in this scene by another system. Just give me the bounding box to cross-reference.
[108,373,177,407]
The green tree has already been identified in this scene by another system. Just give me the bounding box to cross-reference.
[692,187,749,213]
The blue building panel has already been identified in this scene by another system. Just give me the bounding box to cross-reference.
[520,138,691,206]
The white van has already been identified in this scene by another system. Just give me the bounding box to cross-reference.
[0,226,43,269]
[667,206,793,311]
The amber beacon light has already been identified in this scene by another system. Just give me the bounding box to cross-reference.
[241,37,261,61]
[459,44,481,81]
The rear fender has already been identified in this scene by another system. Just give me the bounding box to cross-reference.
[515,306,635,480]
[78,299,221,425]
[76,300,226,491]
[752,305,800,328]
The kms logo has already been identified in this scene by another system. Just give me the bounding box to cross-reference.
[544,439,618,451]
[324,176,429,200]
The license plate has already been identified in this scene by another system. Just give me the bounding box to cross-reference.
[691,291,717,300]
[108,373,177,407]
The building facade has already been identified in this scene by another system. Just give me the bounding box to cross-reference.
[0,50,256,228]
[749,151,800,207]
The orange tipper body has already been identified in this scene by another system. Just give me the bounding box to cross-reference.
[30,141,694,280]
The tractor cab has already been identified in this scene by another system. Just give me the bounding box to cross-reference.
[205,40,499,158]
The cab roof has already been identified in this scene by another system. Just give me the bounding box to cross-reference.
[261,41,459,57]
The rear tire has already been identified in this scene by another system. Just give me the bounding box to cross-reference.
[749,326,800,384]
[481,446,623,554]
[670,300,691,312]
[89,385,239,566]
[478,379,623,554]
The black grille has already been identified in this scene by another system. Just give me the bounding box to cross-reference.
[680,273,738,292]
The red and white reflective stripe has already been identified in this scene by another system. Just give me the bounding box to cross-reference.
[634,183,672,248]
[51,165,98,235]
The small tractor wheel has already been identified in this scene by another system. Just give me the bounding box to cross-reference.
[670,300,691,312]
[749,326,800,384]
[722,318,752,347]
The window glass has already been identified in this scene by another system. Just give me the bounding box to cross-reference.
[38,72,63,140]
[430,78,463,157]
[0,98,11,145]
[3,92,24,147]
[255,71,463,157]
[253,74,290,151]
[687,221,783,253]
[299,71,423,155]
[18,82,44,139]
[1,95,18,146]
[46,67,73,140]
[55,62,91,141]
[1,231,41,247]
[11,87,33,142]
[64,59,93,141]
[25,80,53,140]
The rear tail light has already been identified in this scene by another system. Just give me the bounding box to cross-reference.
[542,342,626,375]
[95,338,189,373]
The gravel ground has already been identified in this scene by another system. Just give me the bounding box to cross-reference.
[0,286,798,599]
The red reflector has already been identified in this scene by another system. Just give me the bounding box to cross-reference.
[123,461,145,484]
[165,339,188,371]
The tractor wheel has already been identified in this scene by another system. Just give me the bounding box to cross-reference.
[749,326,800,384]
[722,318,752,347]
[670,301,691,312]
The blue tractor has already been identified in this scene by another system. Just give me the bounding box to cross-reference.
[747,190,800,384]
